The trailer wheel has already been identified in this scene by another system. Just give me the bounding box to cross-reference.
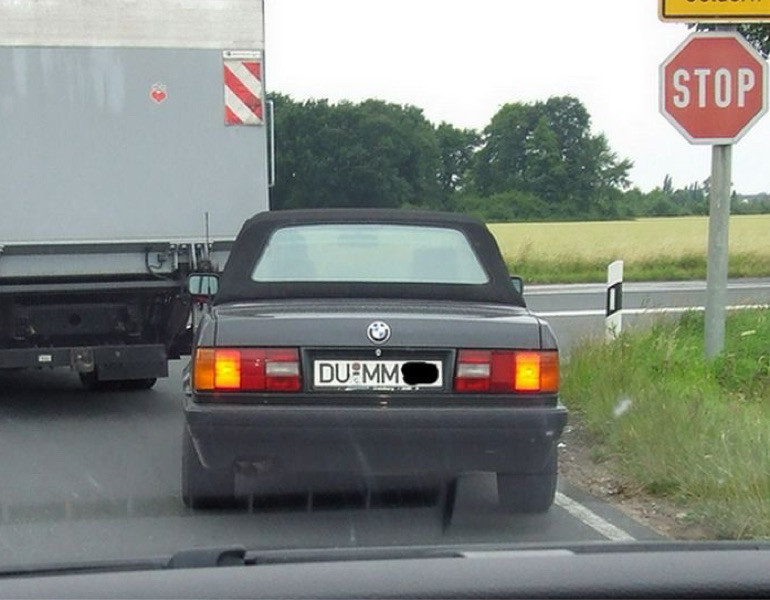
[79,371,157,391]
[78,371,108,391]
[118,378,157,390]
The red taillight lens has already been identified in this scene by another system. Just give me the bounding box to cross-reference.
[194,347,301,392]
[454,349,558,394]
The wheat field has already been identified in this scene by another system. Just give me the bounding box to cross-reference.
[488,215,770,262]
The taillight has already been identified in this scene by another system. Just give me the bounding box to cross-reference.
[214,349,241,390]
[194,347,301,392]
[454,349,558,393]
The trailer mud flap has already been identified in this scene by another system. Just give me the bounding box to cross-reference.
[92,345,168,381]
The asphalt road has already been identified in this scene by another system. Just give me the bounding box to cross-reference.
[1,279,767,567]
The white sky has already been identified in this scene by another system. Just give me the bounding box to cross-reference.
[263,0,769,195]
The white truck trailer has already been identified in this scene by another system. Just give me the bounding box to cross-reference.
[0,1,271,388]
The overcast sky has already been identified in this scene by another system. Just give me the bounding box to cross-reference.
[263,0,769,195]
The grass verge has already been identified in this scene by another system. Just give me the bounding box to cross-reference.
[505,252,769,284]
[561,309,770,539]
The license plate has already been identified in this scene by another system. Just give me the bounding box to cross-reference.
[313,360,443,390]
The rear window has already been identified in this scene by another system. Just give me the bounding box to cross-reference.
[250,224,489,284]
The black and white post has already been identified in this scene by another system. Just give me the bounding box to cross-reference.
[606,260,624,340]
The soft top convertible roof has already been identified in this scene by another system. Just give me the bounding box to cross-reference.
[214,209,524,307]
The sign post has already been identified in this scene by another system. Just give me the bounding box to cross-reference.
[705,143,732,357]
[659,31,768,357]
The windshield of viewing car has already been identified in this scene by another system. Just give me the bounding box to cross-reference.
[250,224,489,284]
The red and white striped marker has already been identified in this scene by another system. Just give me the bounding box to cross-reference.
[223,51,263,126]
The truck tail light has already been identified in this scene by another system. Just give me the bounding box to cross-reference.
[194,347,301,392]
[454,349,558,394]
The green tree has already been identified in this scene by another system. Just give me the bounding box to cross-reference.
[662,174,674,195]
[435,122,479,208]
[473,102,534,197]
[696,24,770,57]
[269,95,441,210]
[454,189,550,222]
[620,178,710,217]
[740,24,770,57]
[673,181,707,215]
[472,95,632,218]
[522,116,566,207]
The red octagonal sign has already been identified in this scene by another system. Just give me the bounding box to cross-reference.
[660,32,768,145]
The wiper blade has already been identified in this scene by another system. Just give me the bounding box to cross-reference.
[164,544,468,569]
[0,547,248,578]
[166,539,770,569]
[0,557,167,579]
[233,540,770,567]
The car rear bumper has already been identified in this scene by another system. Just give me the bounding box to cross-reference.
[184,397,568,488]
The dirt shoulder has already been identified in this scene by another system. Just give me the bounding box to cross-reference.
[558,420,711,540]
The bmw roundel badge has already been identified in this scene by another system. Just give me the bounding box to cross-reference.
[366,321,391,344]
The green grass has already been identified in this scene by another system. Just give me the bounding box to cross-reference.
[487,215,770,283]
[561,309,770,539]
[506,251,768,284]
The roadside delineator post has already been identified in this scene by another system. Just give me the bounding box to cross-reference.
[606,260,624,340]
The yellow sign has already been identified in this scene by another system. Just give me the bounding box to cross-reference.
[660,0,770,21]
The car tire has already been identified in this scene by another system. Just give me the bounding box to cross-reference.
[181,427,237,509]
[497,450,558,514]
[79,371,112,391]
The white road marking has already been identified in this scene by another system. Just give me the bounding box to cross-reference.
[527,281,770,295]
[554,492,636,541]
[536,304,769,318]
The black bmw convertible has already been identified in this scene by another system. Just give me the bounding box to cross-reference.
[182,209,567,513]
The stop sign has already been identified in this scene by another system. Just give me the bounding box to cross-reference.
[660,32,768,144]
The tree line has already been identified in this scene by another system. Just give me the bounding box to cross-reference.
[269,91,769,221]
[269,25,770,221]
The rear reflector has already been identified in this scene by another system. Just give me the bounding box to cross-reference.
[194,347,301,392]
[454,349,558,394]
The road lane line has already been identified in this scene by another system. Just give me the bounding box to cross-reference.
[524,284,770,298]
[536,303,769,318]
[527,282,770,295]
[554,492,636,541]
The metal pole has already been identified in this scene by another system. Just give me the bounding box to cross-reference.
[703,23,739,359]
[704,143,732,358]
